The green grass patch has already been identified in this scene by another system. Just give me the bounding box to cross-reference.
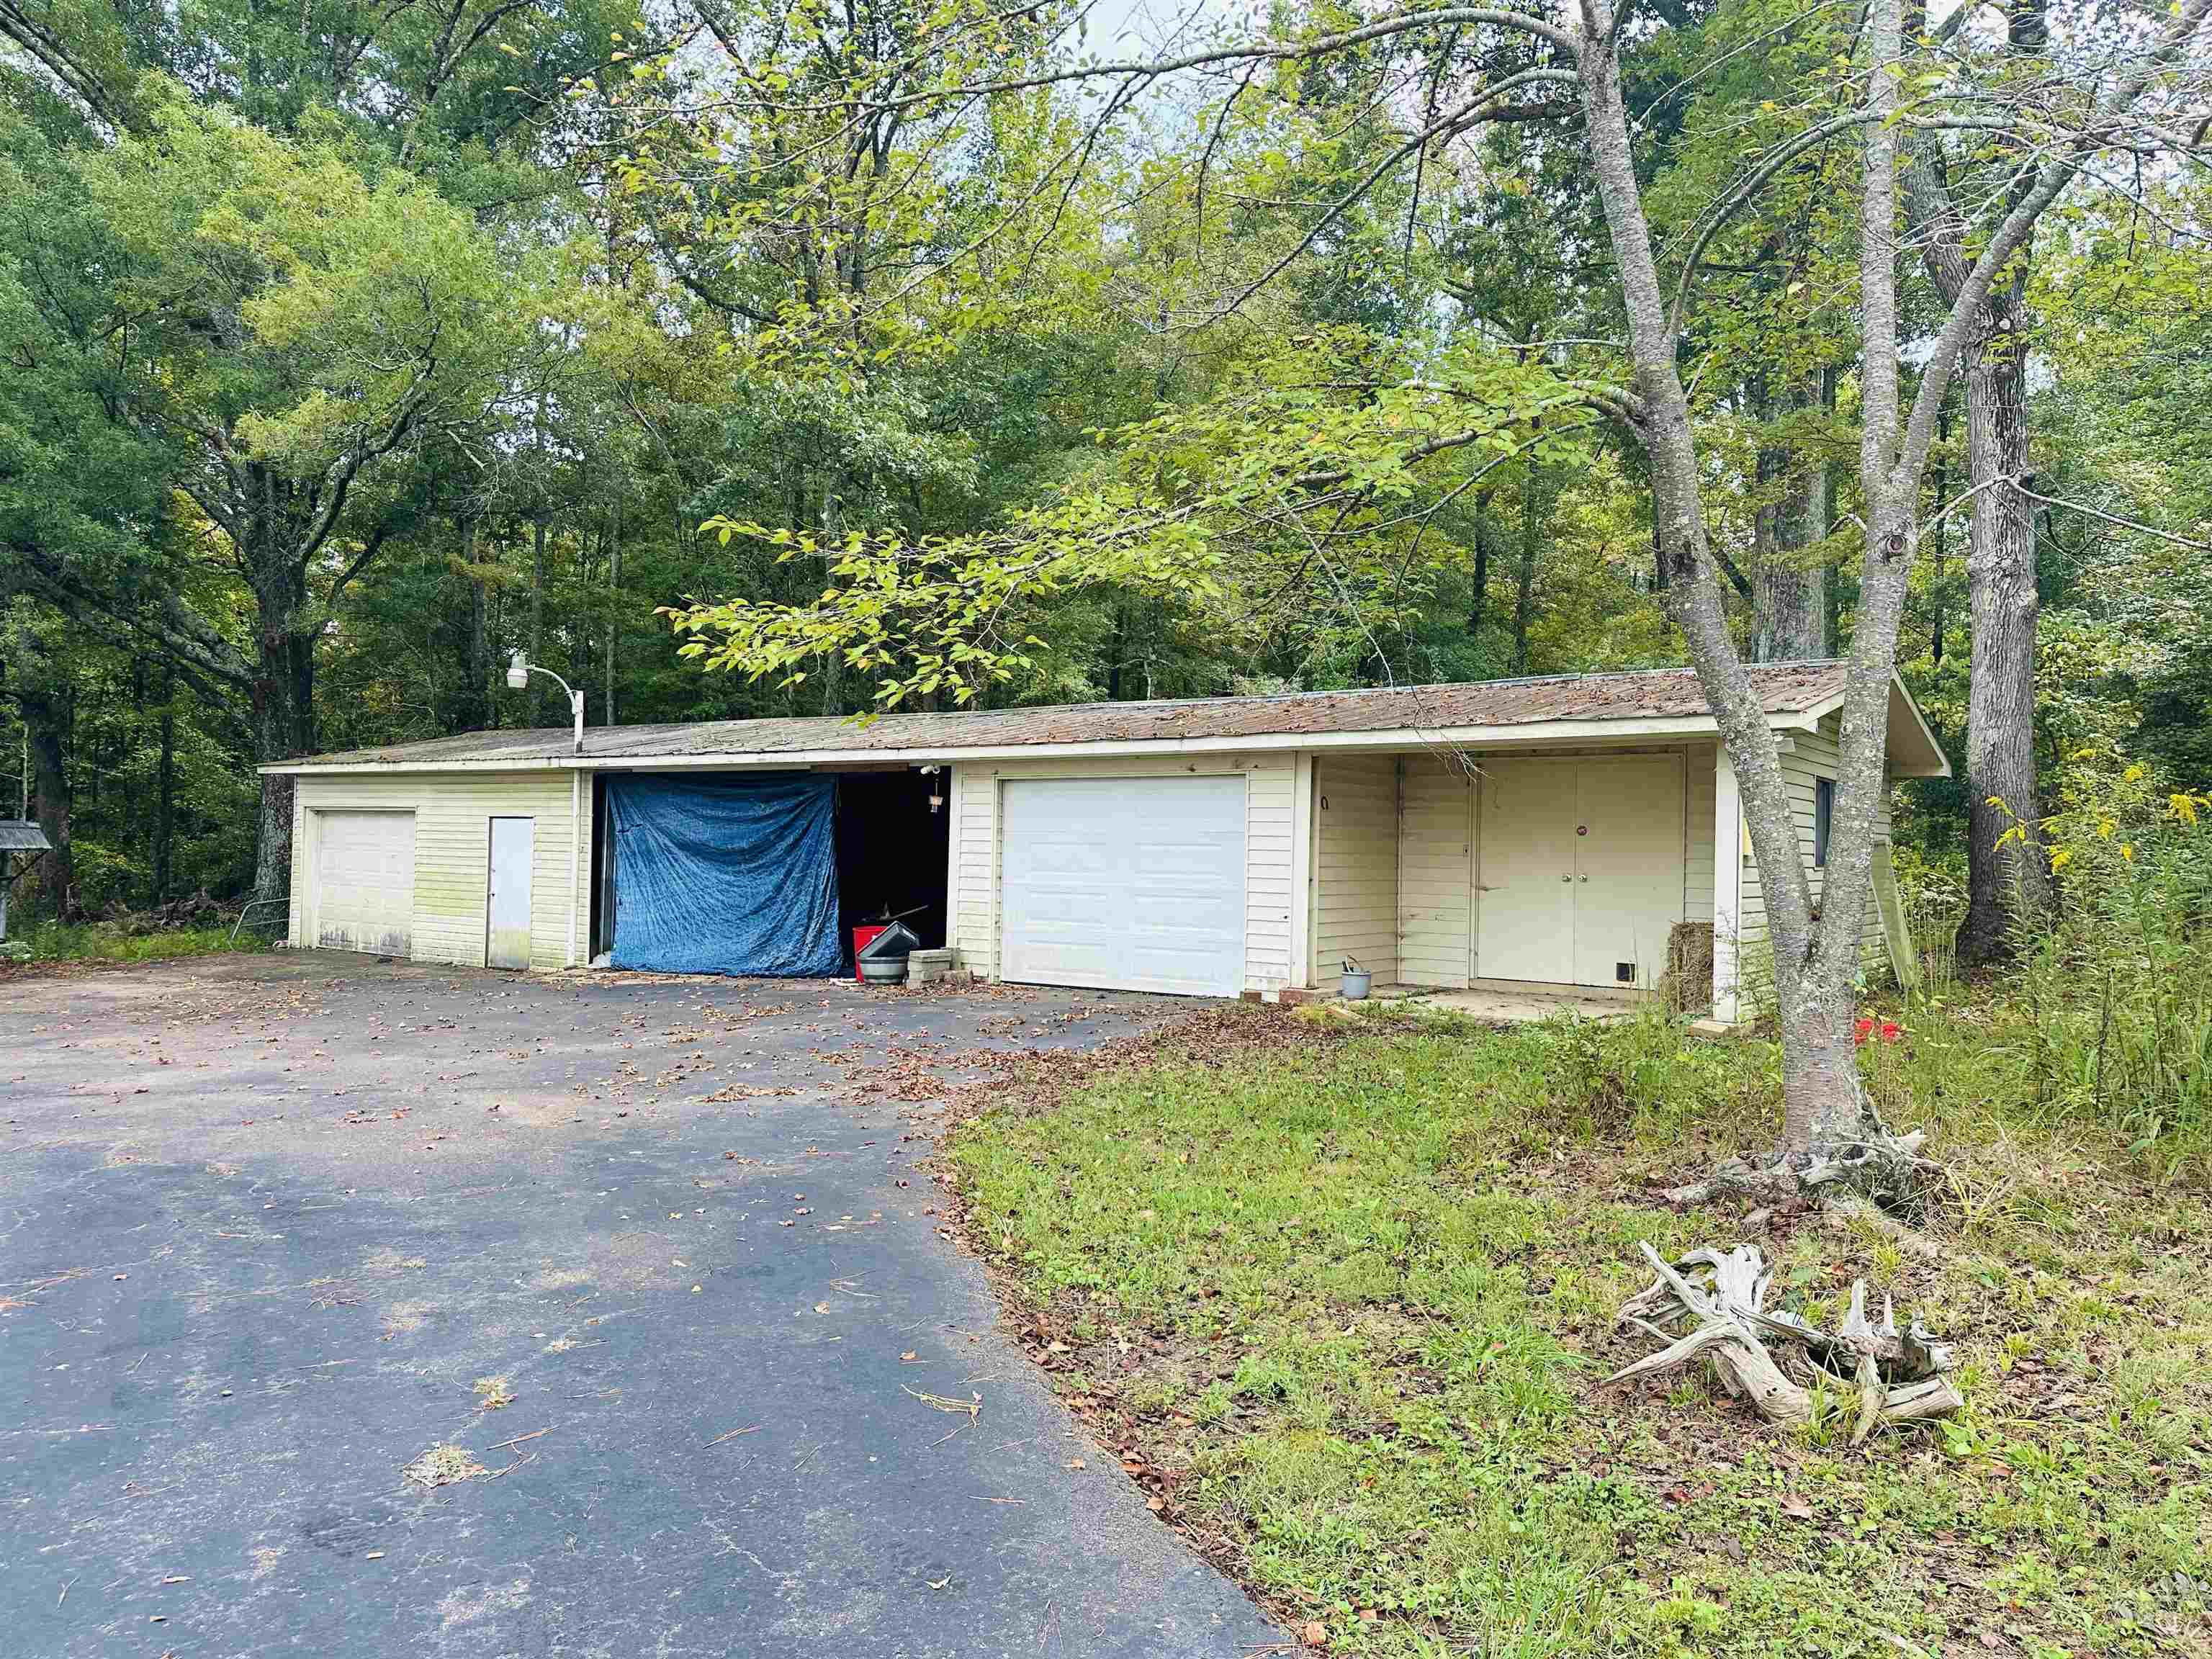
[8,918,271,963]
[951,1010,2212,1657]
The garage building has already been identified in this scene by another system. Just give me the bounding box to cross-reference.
[264,661,1947,1020]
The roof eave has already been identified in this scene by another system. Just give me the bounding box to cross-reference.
[261,712,1744,775]
[1796,672,1950,778]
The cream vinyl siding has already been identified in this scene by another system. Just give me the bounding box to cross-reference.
[1684,743,1717,925]
[949,762,994,976]
[1734,715,1891,976]
[946,752,1296,994]
[1305,744,1710,994]
[1398,755,1475,989]
[1311,755,1398,990]
[288,770,588,972]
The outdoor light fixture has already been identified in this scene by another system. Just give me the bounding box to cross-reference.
[508,650,585,754]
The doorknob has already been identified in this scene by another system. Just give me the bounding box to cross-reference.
[1560,873,1571,883]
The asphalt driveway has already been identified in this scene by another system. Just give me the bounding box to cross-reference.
[0,953,1280,1658]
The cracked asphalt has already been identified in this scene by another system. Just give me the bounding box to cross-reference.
[0,953,1280,1658]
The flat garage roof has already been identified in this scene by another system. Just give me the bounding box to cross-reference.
[264,660,1949,778]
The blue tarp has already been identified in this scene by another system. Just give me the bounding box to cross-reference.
[607,773,842,976]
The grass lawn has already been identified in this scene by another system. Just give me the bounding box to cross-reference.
[2,919,271,965]
[949,1006,2212,1658]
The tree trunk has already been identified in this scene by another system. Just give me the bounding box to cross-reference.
[155,662,176,904]
[1750,382,1827,662]
[1899,0,2058,965]
[1819,366,1842,657]
[1575,0,1900,1166]
[1752,563,1823,661]
[462,514,490,733]
[19,677,74,919]
[817,480,842,714]
[1954,338,2054,963]
[1467,489,1490,637]
[531,511,549,726]
[248,520,317,905]
[1512,467,1539,674]
[487,581,503,731]
[604,503,620,727]
[1930,392,1951,669]
[571,518,593,706]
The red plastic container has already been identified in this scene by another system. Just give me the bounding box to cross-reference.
[850,924,887,984]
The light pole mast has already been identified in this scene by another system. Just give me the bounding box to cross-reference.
[507,652,585,754]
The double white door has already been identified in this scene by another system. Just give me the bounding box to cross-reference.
[1476,756,1685,988]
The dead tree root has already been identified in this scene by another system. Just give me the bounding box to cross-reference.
[1606,1241,1961,1442]
[1665,1129,1937,1220]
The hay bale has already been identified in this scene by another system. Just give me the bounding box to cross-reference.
[1663,921,1714,1015]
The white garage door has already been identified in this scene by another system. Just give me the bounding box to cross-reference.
[999,775,1246,996]
[312,810,416,956]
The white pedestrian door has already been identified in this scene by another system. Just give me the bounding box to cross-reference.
[313,809,415,956]
[998,775,1246,996]
[1475,759,1575,984]
[1572,757,1686,989]
[486,817,535,970]
[1475,755,1685,989]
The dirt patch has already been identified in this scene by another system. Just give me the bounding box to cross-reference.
[379,1300,433,1339]
[474,1090,585,1128]
[588,1231,680,1291]
[400,1443,486,1489]
[933,1001,1338,1132]
[437,1577,533,1629]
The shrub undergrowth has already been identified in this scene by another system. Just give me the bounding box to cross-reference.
[8,919,271,963]
[1941,746,2212,1175]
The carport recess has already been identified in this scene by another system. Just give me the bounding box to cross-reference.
[585,766,949,974]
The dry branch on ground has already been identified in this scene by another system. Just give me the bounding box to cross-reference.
[1607,1241,1961,1442]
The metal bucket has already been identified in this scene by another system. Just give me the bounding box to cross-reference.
[1341,969,1372,1000]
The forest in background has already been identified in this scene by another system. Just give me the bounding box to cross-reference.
[1,0,2208,950]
